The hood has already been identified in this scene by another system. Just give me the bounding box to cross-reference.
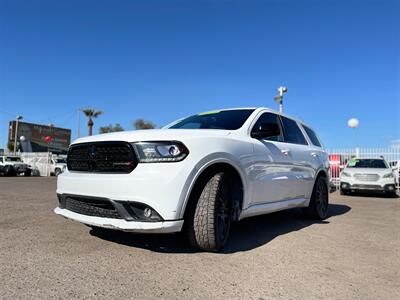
[343,168,392,175]
[4,162,26,166]
[72,129,232,145]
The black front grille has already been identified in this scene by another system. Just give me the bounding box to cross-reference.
[67,141,137,173]
[64,196,122,219]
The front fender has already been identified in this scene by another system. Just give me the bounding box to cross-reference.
[176,152,251,219]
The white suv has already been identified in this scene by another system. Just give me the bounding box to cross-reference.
[340,158,397,197]
[55,108,329,251]
[0,155,31,176]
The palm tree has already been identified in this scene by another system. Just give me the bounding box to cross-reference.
[133,119,156,130]
[82,108,103,136]
[99,123,124,134]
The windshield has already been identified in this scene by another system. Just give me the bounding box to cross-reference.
[169,109,255,130]
[5,157,22,162]
[55,158,66,164]
[347,159,388,169]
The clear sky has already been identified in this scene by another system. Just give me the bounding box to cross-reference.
[0,0,399,149]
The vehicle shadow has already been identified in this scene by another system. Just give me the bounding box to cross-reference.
[345,191,399,199]
[90,204,351,254]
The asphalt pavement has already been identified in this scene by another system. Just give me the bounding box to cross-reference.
[0,177,399,299]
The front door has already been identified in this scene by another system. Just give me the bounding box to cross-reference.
[249,112,294,205]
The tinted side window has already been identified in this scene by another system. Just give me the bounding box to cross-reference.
[281,117,308,145]
[302,125,322,147]
[251,112,284,142]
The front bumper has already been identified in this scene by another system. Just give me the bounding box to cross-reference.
[54,207,184,233]
[340,181,396,192]
[14,165,29,173]
[57,162,194,221]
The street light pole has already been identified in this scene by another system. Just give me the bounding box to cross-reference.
[348,118,360,158]
[274,86,288,113]
[13,115,23,155]
[77,108,81,138]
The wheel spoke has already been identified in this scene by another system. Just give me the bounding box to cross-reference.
[216,180,231,242]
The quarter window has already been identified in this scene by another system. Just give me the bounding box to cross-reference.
[281,117,308,145]
[251,112,284,142]
[302,125,322,147]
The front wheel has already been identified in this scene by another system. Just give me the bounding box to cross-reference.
[54,168,62,176]
[302,176,329,220]
[386,191,397,198]
[186,172,232,251]
[5,166,16,177]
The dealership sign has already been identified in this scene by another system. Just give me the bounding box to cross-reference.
[8,121,71,153]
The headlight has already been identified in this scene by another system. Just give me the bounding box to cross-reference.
[341,171,351,177]
[132,141,189,163]
[383,173,394,178]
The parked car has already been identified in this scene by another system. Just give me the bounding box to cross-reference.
[55,107,330,251]
[340,158,397,197]
[0,155,31,176]
[33,156,67,176]
[51,157,67,176]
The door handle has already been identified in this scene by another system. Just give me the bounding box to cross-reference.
[311,152,319,157]
[281,149,290,156]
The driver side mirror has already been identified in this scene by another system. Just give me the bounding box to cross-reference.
[251,122,281,139]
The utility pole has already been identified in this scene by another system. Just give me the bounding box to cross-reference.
[274,86,288,113]
[13,115,23,155]
[77,108,81,138]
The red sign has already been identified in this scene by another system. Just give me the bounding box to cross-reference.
[44,136,52,143]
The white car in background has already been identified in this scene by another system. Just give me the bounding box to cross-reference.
[34,156,67,176]
[0,155,32,176]
[50,157,67,176]
[340,158,397,197]
[55,107,330,251]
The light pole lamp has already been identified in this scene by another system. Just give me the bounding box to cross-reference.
[13,115,23,155]
[347,118,360,158]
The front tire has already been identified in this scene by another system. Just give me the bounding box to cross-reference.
[5,166,16,177]
[54,168,62,176]
[187,172,232,251]
[386,191,397,198]
[303,176,329,220]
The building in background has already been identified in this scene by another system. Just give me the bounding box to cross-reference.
[8,121,71,154]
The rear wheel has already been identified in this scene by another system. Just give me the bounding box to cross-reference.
[187,172,232,251]
[303,176,329,220]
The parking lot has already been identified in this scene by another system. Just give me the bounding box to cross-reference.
[0,177,399,299]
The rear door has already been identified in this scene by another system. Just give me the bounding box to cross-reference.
[279,116,315,199]
[249,112,294,205]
